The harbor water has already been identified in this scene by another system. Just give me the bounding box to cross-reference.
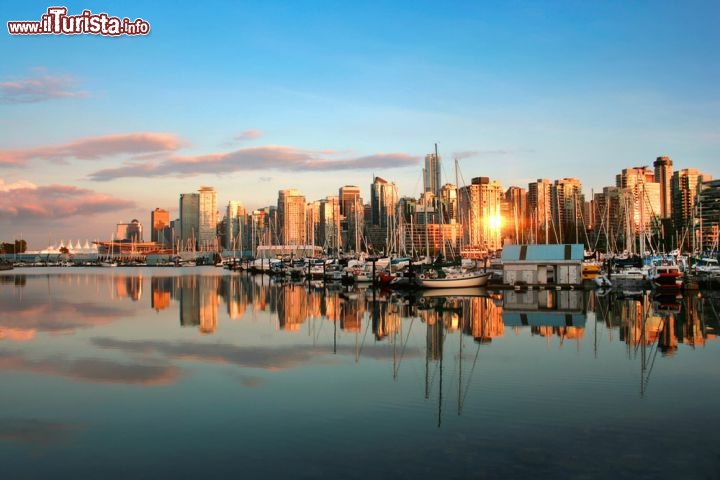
[1,267,719,479]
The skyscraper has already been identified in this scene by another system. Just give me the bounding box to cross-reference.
[616,167,661,241]
[370,176,398,227]
[440,183,458,224]
[458,177,504,251]
[277,188,306,245]
[319,196,341,253]
[654,155,673,219]
[423,152,441,197]
[198,186,218,250]
[504,186,528,244]
[179,192,199,250]
[225,200,246,251]
[672,168,712,237]
[551,178,584,243]
[697,179,720,253]
[339,185,362,252]
[528,179,552,243]
[151,208,170,246]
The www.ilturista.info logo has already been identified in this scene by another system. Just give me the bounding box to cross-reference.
[7,7,150,36]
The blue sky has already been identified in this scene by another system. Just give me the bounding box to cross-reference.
[1,0,718,247]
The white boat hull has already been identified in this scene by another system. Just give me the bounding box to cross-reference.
[419,271,490,288]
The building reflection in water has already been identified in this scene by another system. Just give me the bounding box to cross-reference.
[594,289,716,356]
[113,274,143,302]
[3,272,717,353]
[139,275,719,356]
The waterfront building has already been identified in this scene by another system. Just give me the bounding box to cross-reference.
[551,178,585,244]
[458,177,504,253]
[318,196,341,254]
[198,186,218,251]
[503,186,528,245]
[339,185,363,253]
[501,244,584,286]
[695,178,720,253]
[654,156,673,219]
[305,200,320,248]
[423,152,442,197]
[277,188,306,245]
[370,176,398,228]
[115,219,143,242]
[440,183,458,224]
[528,179,552,244]
[179,192,200,250]
[616,167,662,247]
[151,208,171,247]
[225,200,246,251]
[250,207,276,252]
[367,176,399,253]
[671,168,712,249]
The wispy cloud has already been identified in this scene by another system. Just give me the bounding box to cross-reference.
[0,183,136,219]
[234,129,264,141]
[0,132,185,167]
[452,148,535,160]
[0,71,88,104]
[88,146,419,181]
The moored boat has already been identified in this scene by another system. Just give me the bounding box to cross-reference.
[648,263,683,290]
[417,269,490,289]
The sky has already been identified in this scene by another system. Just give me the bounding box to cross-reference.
[1,0,719,248]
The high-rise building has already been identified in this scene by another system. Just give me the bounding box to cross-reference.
[440,183,458,224]
[151,208,170,246]
[616,167,661,240]
[458,177,504,252]
[504,186,528,244]
[306,200,321,247]
[654,156,673,219]
[339,185,362,252]
[225,200,246,251]
[115,219,143,242]
[319,196,341,253]
[697,179,720,253]
[367,177,399,253]
[277,189,306,245]
[672,168,712,238]
[528,179,552,243]
[179,192,199,250]
[370,176,398,227]
[423,152,441,197]
[551,178,584,244]
[198,186,218,250]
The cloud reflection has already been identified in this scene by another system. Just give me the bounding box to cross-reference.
[91,337,324,370]
[0,418,82,446]
[0,350,179,385]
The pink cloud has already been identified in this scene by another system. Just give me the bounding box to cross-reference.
[88,145,419,181]
[0,350,180,385]
[0,132,185,167]
[234,129,264,141]
[0,183,136,219]
[0,72,88,104]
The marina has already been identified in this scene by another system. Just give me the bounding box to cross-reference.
[1,266,718,479]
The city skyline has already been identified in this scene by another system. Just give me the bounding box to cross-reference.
[1,1,719,247]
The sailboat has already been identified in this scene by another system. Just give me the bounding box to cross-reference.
[100,233,118,267]
[417,268,490,288]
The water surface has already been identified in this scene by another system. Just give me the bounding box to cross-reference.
[1,267,718,479]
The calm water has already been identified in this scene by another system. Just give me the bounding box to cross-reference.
[1,267,719,479]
